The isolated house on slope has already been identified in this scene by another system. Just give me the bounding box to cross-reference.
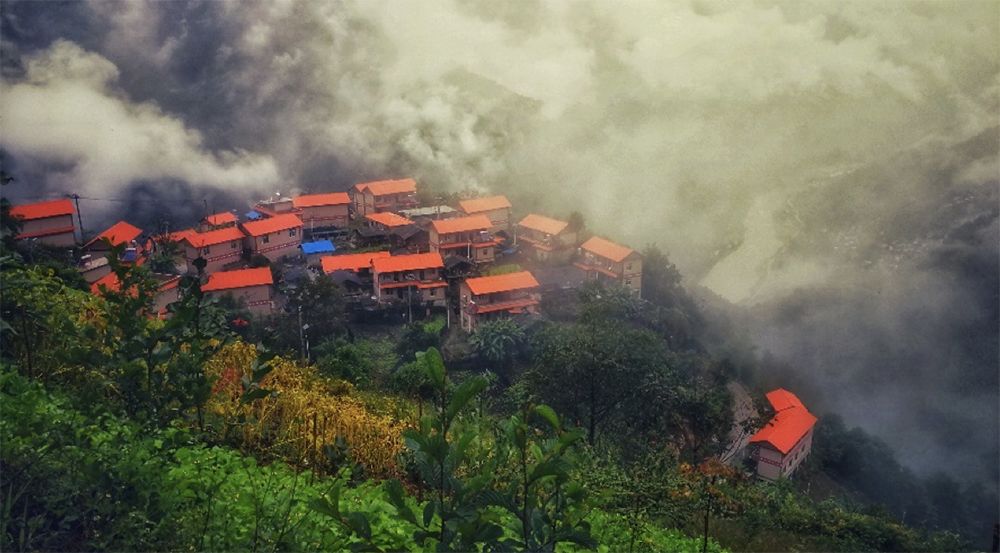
[748,388,817,481]
[575,236,643,296]
[9,199,78,247]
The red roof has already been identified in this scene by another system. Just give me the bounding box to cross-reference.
[465,271,539,295]
[184,226,245,248]
[10,199,75,221]
[518,214,568,236]
[366,212,414,228]
[166,228,197,243]
[459,195,512,214]
[354,178,417,196]
[372,252,443,273]
[202,267,273,292]
[293,193,351,208]
[321,251,391,273]
[85,221,143,248]
[580,236,636,263]
[749,389,817,455]
[431,214,492,235]
[241,213,303,237]
[204,212,237,226]
[90,272,122,295]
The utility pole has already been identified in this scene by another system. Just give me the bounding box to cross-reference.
[66,193,84,243]
[298,305,306,362]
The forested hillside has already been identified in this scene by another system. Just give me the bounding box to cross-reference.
[0,204,989,552]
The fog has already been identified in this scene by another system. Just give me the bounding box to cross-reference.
[1,0,997,483]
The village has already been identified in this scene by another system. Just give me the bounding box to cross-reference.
[8,179,816,481]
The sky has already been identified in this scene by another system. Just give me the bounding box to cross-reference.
[1,0,997,483]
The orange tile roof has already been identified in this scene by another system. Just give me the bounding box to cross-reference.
[366,212,414,228]
[372,252,443,273]
[354,178,417,196]
[90,271,122,295]
[431,214,493,235]
[184,226,246,248]
[204,212,237,226]
[580,236,635,263]
[202,267,273,292]
[293,192,351,208]
[321,251,391,273]
[518,214,568,236]
[465,271,540,295]
[85,220,143,248]
[241,213,303,237]
[10,199,75,221]
[458,195,512,214]
[167,228,197,243]
[749,388,817,455]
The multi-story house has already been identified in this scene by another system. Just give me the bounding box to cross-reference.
[241,213,304,263]
[90,271,182,318]
[575,236,643,296]
[371,252,447,308]
[321,251,391,296]
[201,267,275,315]
[429,214,497,264]
[516,214,577,262]
[351,178,418,218]
[458,271,541,331]
[200,212,238,231]
[293,192,351,229]
[458,195,512,233]
[9,199,78,247]
[182,226,246,274]
[748,389,817,481]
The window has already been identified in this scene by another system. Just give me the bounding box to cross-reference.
[626,263,632,271]
[429,288,437,297]
[202,247,210,255]
[231,241,238,249]
[625,279,632,286]
[289,228,297,237]
[262,235,270,244]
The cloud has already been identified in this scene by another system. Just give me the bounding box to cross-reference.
[1,0,997,483]
[0,40,278,205]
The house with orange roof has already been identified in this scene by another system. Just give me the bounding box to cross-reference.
[458,195,512,232]
[366,211,414,231]
[429,214,497,265]
[200,211,238,231]
[320,251,391,297]
[459,271,541,331]
[350,179,418,218]
[371,252,447,309]
[293,192,351,229]
[182,226,246,274]
[575,236,643,296]
[748,388,817,481]
[9,199,78,247]
[90,271,183,317]
[241,213,303,263]
[201,267,274,315]
[84,221,144,257]
[516,214,578,262]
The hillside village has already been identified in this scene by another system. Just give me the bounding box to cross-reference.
[9,178,816,481]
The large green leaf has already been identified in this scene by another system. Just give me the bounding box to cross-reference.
[445,376,488,423]
[533,404,561,431]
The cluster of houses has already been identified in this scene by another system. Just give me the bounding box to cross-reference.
[7,178,643,330]
[8,186,816,482]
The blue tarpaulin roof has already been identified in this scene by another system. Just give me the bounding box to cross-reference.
[300,240,336,255]
[245,211,262,220]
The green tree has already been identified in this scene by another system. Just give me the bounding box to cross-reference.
[470,318,526,371]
